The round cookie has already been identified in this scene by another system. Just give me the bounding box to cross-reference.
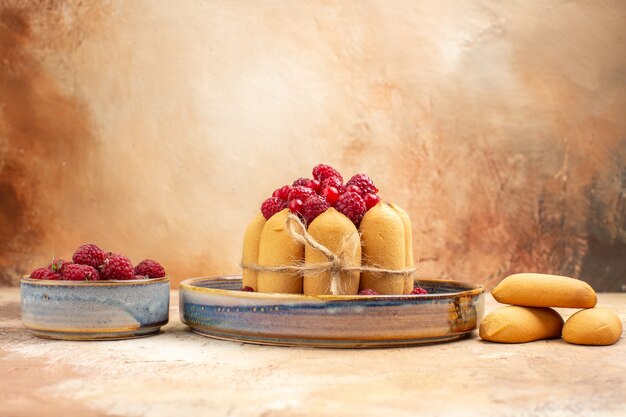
[562,308,623,346]
[492,273,596,308]
[479,306,564,343]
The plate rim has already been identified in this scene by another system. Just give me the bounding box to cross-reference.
[20,276,170,286]
[180,275,484,301]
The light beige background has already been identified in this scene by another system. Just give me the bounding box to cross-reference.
[1,1,625,289]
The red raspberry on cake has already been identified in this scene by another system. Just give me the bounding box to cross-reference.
[100,253,134,280]
[288,185,316,202]
[334,191,367,226]
[345,184,362,195]
[72,243,106,269]
[30,267,61,280]
[302,194,330,225]
[62,263,100,281]
[320,176,344,194]
[134,259,166,278]
[410,287,428,295]
[346,174,378,196]
[261,197,286,219]
[312,164,343,183]
[292,178,310,187]
[272,185,292,201]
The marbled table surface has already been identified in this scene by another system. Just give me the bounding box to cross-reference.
[0,289,624,417]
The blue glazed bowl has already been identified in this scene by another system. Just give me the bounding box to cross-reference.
[180,276,484,348]
[21,277,170,340]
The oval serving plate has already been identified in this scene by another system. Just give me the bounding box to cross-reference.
[21,276,170,340]
[180,276,484,348]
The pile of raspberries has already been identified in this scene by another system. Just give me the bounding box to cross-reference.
[29,244,166,281]
[261,163,381,227]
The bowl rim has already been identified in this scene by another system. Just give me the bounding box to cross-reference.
[20,276,169,286]
[180,275,484,301]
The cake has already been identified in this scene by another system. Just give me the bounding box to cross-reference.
[241,164,418,296]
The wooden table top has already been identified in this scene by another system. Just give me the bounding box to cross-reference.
[0,288,624,417]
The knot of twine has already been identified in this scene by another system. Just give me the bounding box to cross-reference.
[241,213,416,294]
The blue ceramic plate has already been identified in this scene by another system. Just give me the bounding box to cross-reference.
[180,276,484,348]
[21,277,170,340]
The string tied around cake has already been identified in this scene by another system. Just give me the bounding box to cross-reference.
[241,213,416,295]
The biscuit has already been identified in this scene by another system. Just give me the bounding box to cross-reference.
[479,306,564,343]
[492,273,596,308]
[562,308,622,346]
[359,202,406,295]
[304,208,361,295]
[389,203,415,294]
[241,213,266,291]
[257,209,304,293]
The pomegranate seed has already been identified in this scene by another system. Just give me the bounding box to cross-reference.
[307,179,321,193]
[321,186,340,205]
[364,193,380,210]
[289,198,304,214]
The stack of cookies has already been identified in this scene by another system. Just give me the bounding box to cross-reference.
[480,273,622,346]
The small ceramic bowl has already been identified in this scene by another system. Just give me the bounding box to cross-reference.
[21,277,170,340]
[180,276,484,348]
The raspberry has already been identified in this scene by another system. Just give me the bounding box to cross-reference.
[72,244,106,269]
[30,267,61,280]
[292,178,310,187]
[345,184,362,195]
[335,191,366,226]
[288,198,304,215]
[100,253,134,280]
[30,267,49,279]
[358,288,378,295]
[272,185,292,201]
[134,275,148,279]
[240,286,255,292]
[62,263,100,281]
[321,186,340,205]
[321,176,344,194]
[261,197,286,219]
[134,259,166,278]
[410,287,428,295]
[312,164,343,183]
[364,193,380,210]
[48,258,70,273]
[288,186,316,202]
[302,195,330,225]
[346,174,378,196]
